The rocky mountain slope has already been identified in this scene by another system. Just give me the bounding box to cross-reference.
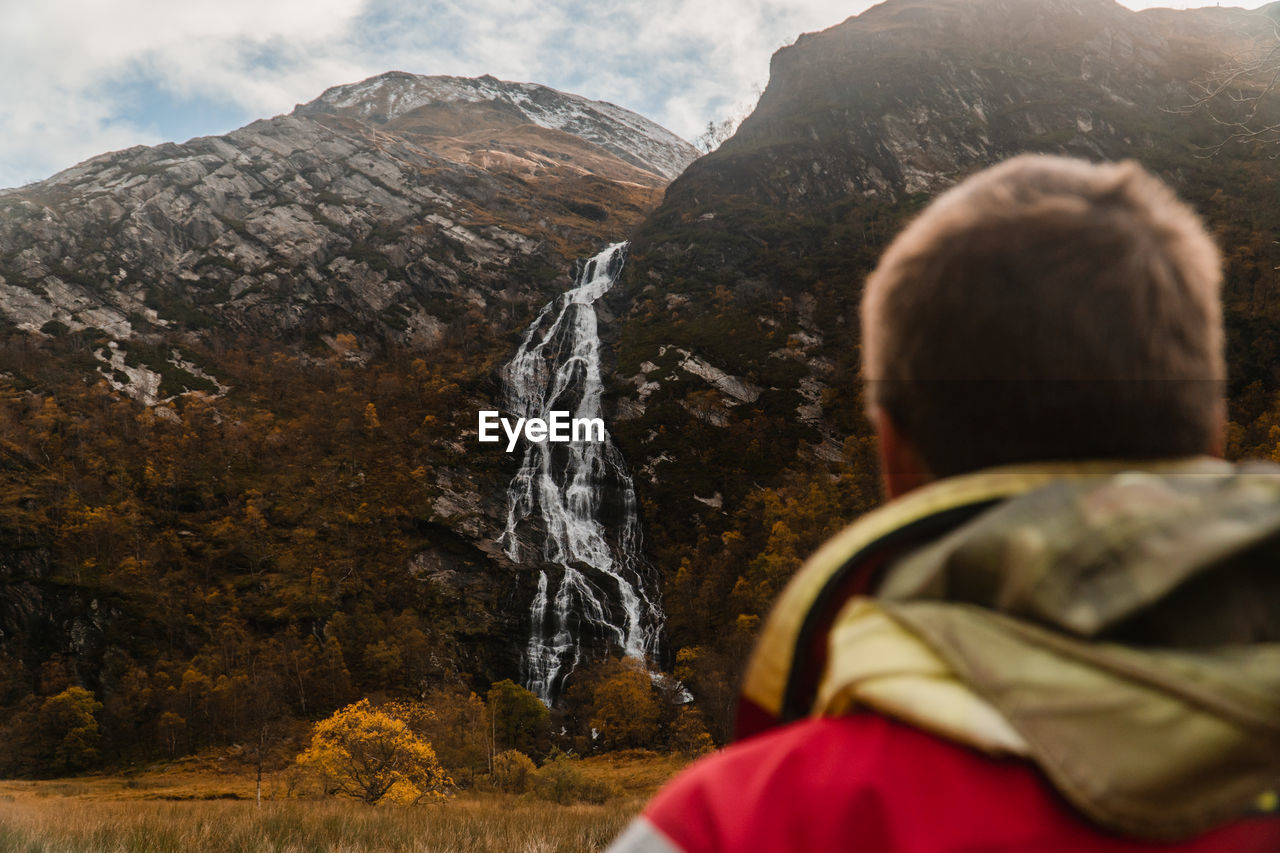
[0,73,696,762]
[603,0,1280,729]
[298,72,695,182]
[0,72,695,404]
[7,0,1280,763]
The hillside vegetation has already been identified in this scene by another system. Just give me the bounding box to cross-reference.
[4,0,1280,782]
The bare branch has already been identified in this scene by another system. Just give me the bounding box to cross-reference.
[1170,19,1280,156]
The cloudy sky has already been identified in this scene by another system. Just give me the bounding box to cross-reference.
[0,0,1271,189]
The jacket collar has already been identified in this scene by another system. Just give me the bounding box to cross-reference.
[738,456,1232,729]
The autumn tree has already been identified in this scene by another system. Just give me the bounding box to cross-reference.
[589,658,661,751]
[487,679,550,759]
[42,686,104,771]
[491,748,536,793]
[530,750,614,805]
[418,685,490,784]
[296,699,451,805]
[669,706,716,757]
[672,645,737,745]
[3,686,105,775]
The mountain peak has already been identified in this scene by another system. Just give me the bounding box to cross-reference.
[296,72,697,181]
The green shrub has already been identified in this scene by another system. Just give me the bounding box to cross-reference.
[491,749,536,794]
[530,752,615,805]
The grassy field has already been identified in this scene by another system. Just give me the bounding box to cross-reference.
[0,753,687,852]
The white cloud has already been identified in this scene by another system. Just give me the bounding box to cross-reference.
[0,0,877,187]
[4,0,1276,188]
[359,0,873,141]
[0,0,372,188]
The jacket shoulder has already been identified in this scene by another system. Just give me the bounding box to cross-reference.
[632,714,1280,853]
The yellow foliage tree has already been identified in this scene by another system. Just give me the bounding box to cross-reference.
[670,707,716,757]
[589,658,661,751]
[296,699,451,805]
[491,748,536,793]
[38,686,103,772]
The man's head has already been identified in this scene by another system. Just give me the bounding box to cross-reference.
[862,154,1225,495]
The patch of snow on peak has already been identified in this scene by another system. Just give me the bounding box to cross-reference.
[301,73,697,180]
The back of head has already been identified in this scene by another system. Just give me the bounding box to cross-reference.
[861,154,1225,478]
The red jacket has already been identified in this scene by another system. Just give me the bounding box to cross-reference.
[608,462,1280,852]
[616,714,1280,852]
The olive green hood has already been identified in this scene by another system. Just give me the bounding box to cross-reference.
[814,458,1280,840]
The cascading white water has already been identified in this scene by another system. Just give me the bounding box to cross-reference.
[498,242,663,704]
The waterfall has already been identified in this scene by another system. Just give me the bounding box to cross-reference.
[498,242,663,704]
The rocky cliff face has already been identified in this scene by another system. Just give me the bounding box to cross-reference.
[672,0,1279,206]
[299,72,695,182]
[0,72,695,402]
[0,73,696,711]
[6,0,1280,749]
[605,0,1280,668]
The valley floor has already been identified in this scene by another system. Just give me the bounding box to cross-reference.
[0,753,685,853]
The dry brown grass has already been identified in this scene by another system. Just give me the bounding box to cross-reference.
[0,792,639,852]
[577,750,691,797]
[0,752,689,852]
